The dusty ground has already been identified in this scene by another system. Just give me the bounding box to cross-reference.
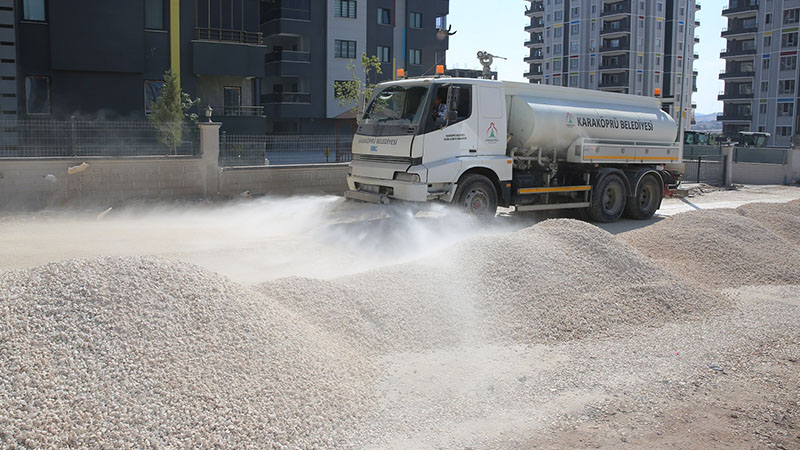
[1,185,799,449]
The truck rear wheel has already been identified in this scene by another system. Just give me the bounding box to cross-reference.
[624,174,661,220]
[587,174,626,223]
[454,174,498,217]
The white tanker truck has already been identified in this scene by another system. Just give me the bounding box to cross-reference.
[345,75,682,222]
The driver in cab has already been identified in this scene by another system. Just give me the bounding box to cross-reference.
[432,93,447,122]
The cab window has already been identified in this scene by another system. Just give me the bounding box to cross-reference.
[426,84,472,132]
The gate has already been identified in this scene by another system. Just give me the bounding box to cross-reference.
[683,155,726,185]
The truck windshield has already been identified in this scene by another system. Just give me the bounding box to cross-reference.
[362,85,429,126]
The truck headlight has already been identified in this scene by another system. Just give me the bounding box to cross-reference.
[393,172,420,183]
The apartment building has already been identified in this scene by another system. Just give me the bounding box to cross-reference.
[13,0,448,135]
[16,0,267,133]
[262,0,449,134]
[524,0,699,129]
[719,0,800,146]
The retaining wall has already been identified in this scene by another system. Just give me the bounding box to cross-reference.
[730,149,800,185]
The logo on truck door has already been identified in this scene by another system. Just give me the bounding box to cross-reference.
[487,122,498,138]
[566,113,575,127]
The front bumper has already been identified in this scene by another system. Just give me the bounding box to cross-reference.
[346,174,429,203]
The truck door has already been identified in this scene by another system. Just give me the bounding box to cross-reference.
[421,83,478,183]
[477,84,506,156]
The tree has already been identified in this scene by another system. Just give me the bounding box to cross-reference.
[148,70,199,154]
[334,53,383,121]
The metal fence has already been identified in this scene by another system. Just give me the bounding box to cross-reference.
[219,133,353,166]
[684,144,722,158]
[0,120,198,157]
[733,146,789,165]
[683,155,726,185]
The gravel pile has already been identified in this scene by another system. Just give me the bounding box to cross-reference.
[0,257,372,448]
[735,201,800,246]
[621,208,800,287]
[263,219,725,349]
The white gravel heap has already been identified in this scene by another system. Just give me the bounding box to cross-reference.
[622,208,800,287]
[264,219,726,350]
[735,200,800,246]
[0,257,372,449]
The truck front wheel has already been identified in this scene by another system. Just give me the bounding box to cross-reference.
[454,174,498,217]
[624,174,661,220]
[587,174,626,223]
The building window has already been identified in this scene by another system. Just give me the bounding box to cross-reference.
[765,13,771,24]
[570,24,579,35]
[778,102,794,116]
[777,126,792,136]
[779,79,796,94]
[784,9,799,25]
[570,41,579,53]
[145,0,164,30]
[781,55,797,71]
[409,12,422,29]
[554,27,562,38]
[25,76,50,115]
[335,0,357,19]
[569,57,578,70]
[408,48,421,65]
[571,7,579,17]
[553,59,562,71]
[435,15,447,31]
[554,10,562,21]
[224,86,241,116]
[764,36,771,47]
[554,43,562,55]
[759,103,767,114]
[22,0,46,21]
[782,32,798,48]
[377,8,391,25]
[144,80,165,114]
[761,81,768,92]
[334,80,350,100]
[378,46,391,63]
[763,58,770,70]
[334,40,357,58]
[569,74,578,87]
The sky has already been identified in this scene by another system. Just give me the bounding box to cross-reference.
[446,0,725,114]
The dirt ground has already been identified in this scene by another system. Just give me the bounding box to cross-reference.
[1,184,799,449]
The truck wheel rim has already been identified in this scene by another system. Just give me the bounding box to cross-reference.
[639,183,656,210]
[465,189,489,214]
[603,183,623,215]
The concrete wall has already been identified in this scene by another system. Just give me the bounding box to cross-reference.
[730,150,800,185]
[0,123,349,210]
[220,164,348,196]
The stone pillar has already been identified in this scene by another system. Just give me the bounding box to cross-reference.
[198,122,221,197]
[721,145,734,186]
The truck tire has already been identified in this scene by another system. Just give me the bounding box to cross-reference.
[454,174,498,217]
[624,174,661,220]
[587,174,626,223]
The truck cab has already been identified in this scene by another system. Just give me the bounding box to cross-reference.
[346,77,512,210]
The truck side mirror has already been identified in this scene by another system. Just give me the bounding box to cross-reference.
[446,86,460,120]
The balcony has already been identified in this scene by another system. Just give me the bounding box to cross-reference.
[599,75,629,88]
[601,1,631,18]
[720,46,756,58]
[205,105,265,117]
[526,1,544,16]
[721,24,758,37]
[722,1,759,16]
[600,21,631,36]
[262,3,312,36]
[717,112,752,121]
[262,92,311,104]
[719,68,755,79]
[717,89,754,100]
[600,41,630,53]
[524,53,543,63]
[192,37,266,77]
[194,27,264,45]
[265,51,311,77]
[599,58,630,70]
[525,35,544,47]
[525,19,544,31]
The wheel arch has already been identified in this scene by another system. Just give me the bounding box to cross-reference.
[625,168,665,197]
[456,166,507,206]
[593,168,631,196]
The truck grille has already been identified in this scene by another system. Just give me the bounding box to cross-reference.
[352,154,422,165]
